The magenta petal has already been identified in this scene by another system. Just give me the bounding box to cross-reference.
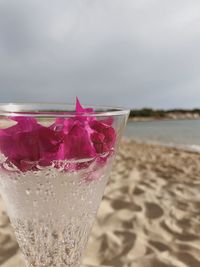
[4,117,38,135]
[20,160,38,172]
[76,97,94,114]
[104,127,116,147]
[0,121,62,170]
[49,118,65,132]
[101,117,114,126]
[90,132,107,153]
[36,127,63,165]
[76,97,85,113]
[89,120,116,153]
[0,98,117,173]
[0,131,39,169]
[63,119,76,134]
[12,116,37,125]
[61,122,96,159]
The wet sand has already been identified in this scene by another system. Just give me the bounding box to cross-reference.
[1,139,200,267]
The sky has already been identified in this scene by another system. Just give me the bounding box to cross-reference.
[0,0,200,109]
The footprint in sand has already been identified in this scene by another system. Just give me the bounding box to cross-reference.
[145,202,164,219]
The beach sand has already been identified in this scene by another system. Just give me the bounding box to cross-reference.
[1,139,200,267]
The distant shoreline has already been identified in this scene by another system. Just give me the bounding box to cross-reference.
[129,109,200,121]
[128,115,200,122]
[125,118,200,153]
[123,136,200,154]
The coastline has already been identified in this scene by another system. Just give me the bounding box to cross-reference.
[128,109,200,122]
[128,116,200,122]
[126,119,200,153]
[123,137,200,153]
[0,139,200,267]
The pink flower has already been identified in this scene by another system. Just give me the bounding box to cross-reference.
[0,98,116,172]
[90,120,116,153]
[0,117,62,171]
[75,97,93,114]
[57,120,96,160]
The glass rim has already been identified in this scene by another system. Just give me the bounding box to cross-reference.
[0,102,130,117]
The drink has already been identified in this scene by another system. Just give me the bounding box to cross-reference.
[0,101,129,267]
[0,156,113,267]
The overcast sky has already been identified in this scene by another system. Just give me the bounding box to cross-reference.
[0,0,200,109]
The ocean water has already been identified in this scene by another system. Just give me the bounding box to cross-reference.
[125,119,200,152]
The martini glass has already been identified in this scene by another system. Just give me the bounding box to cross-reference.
[0,102,129,267]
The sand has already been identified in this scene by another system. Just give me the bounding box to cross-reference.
[1,139,200,267]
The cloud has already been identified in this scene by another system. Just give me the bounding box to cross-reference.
[0,0,200,108]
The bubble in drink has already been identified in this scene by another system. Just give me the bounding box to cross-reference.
[0,158,113,267]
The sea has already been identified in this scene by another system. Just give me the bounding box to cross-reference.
[125,119,200,152]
